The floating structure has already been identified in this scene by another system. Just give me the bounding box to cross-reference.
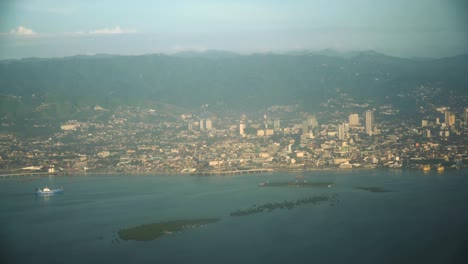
[36,186,63,195]
[422,165,431,171]
[437,165,445,172]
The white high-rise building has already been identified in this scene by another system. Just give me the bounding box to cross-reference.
[302,115,318,136]
[365,110,373,136]
[338,123,345,140]
[199,118,212,131]
[273,119,281,131]
[205,119,212,130]
[239,122,245,136]
[338,122,349,140]
[349,114,359,126]
[464,108,468,126]
[423,129,431,138]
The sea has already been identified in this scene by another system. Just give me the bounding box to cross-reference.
[1,169,467,264]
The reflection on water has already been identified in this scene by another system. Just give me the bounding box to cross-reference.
[0,170,467,264]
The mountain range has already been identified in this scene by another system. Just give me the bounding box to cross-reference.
[0,50,467,120]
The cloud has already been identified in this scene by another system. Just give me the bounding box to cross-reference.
[89,26,135,35]
[21,6,74,15]
[10,26,36,36]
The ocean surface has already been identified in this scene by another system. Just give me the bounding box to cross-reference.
[1,169,468,264]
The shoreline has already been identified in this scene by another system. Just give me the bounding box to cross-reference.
[0,166,465,178]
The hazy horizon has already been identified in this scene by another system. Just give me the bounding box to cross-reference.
[1,0,467,60]
[1,47,468,62]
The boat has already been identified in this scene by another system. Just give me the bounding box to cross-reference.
[422,165,431,171]
[36,186,63,195]
[437,165,445,172]
[257,180,269,186]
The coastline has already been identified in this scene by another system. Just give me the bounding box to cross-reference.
[0,165,465,178]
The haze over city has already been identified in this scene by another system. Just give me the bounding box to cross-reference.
[1,1,468,264]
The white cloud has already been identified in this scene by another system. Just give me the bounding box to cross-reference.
[89,26,135,35]
[10,26,37,36]
[21,6,74,15]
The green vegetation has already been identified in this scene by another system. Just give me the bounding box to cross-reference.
[118,218,220,241]
[230,194,338,216]
[1,53,467,120]
[354,187,392,193]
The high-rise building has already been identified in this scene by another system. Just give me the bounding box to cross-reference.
[273,119,281,131]
[365,110,373,136]
[338,123,345,140]
[308,116,318,128]
[444,110,455,126]
[263,114,268,129]
[199,119,205,131]
[445,110,450,125]
[421,120,428,127]
[448,113,455,127]
[199,118,212,131]
[239,122,245,136]
[302,115,318,136]
[349,114,359,126]
[464,108,468,126]
[205,119,212,130]
[338,122,349,140]
[423,129,431,138]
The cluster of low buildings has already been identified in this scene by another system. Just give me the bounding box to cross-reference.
[0,98,466,175]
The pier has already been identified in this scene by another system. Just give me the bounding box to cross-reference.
[0,172,53,179]
[191,169,273,176]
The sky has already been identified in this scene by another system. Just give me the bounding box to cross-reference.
[0,0,467,59]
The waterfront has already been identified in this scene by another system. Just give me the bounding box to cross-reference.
[1,169,467,264]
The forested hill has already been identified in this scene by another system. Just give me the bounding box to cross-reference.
[0,51,467,118]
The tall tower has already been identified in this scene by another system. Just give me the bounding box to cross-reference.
[445,110,450,126]
[308,116,318,128]
[338,122,349,140]
[338,123,345,140]
[464,108,468,127]
[205,119,212,130]
[239,121,245,136]
[263,114,268,129]
[365,110,373,136]
[349,113,359,126]
[449,113,455,126]
[273,119,281,131]
[199,119,205,131]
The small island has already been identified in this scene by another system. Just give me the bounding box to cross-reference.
[118,218,220,241]
[230,194,338,216]
[354,187,392,193]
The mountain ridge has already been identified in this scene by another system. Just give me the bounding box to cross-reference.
[0,51,466,120]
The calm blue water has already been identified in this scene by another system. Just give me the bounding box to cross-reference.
[1,169,467,264]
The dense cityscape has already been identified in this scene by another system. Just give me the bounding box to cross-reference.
[1,90,466,176]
